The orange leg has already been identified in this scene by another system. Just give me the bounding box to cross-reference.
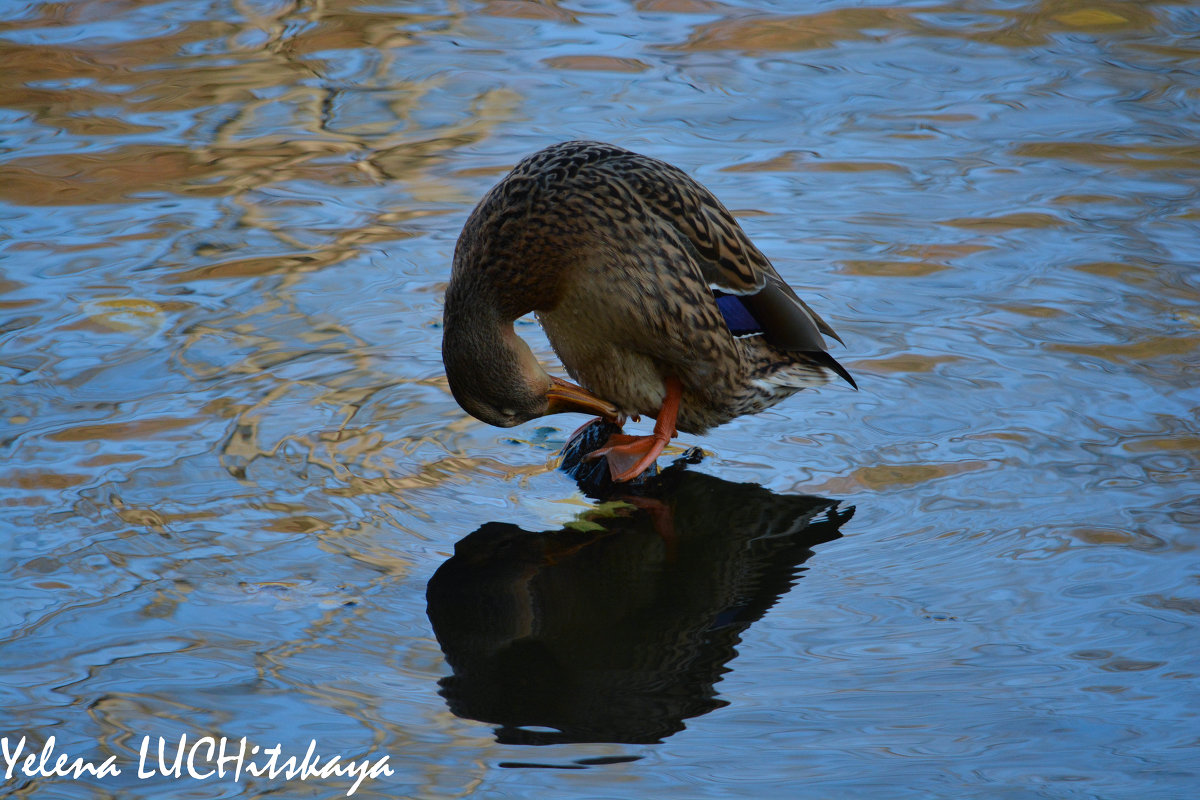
[585,377,682,482]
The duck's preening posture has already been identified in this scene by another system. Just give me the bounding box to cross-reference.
[442,141,855,482]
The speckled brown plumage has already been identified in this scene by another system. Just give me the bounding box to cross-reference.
[442,140,854,438]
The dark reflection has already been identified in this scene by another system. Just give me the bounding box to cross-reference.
[426,441,853,745]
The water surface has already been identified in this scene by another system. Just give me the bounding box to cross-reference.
[2,1,1198,798]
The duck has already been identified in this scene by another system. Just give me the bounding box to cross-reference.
[442,140,855,482]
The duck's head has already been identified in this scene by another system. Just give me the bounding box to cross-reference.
[442,314,617,428]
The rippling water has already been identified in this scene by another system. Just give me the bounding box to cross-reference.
[2,0,1197,797]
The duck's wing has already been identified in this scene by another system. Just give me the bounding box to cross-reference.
[608,151,847,356]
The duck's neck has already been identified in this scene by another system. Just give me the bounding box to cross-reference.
[442,299,547,403]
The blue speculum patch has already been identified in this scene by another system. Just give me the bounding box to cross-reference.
[714,292,761,337]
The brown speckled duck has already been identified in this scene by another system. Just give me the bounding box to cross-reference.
[442,141,855,482]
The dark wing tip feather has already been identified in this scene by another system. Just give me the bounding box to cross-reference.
[807,350,858,390]
[741,279,831,353]
[716,288,857,390]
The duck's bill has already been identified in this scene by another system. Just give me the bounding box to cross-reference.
[546,376,619,420]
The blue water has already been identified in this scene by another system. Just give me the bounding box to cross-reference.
[2,1,1198,798]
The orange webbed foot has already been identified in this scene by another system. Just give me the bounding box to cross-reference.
[585,432,672,482]
[582,376,683,483]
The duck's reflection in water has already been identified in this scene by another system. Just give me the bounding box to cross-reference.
[426,451,853,745]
